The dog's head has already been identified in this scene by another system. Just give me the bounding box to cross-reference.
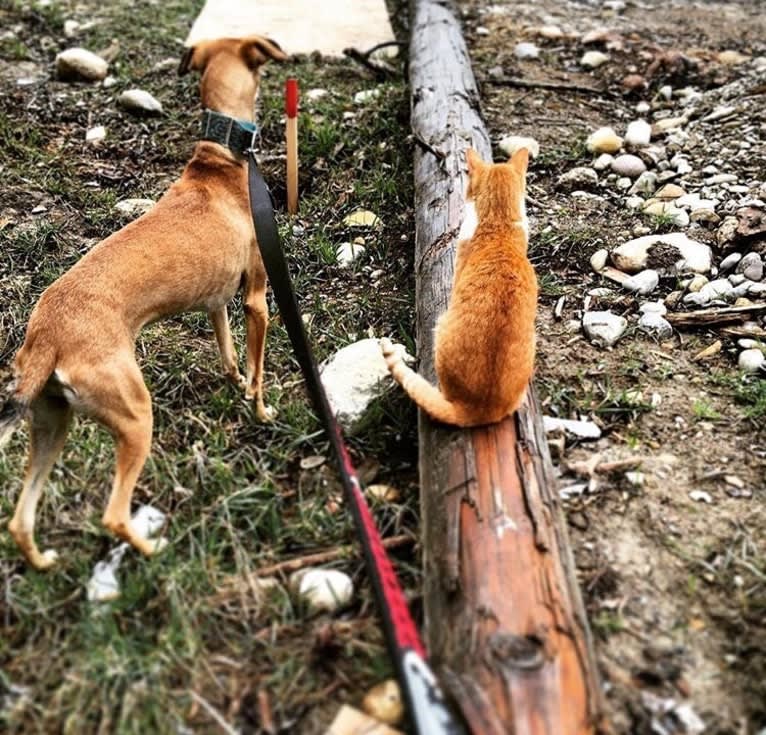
[179,36,288,113]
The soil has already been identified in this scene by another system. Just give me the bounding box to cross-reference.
[461,1,766,732]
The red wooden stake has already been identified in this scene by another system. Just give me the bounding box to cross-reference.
[285,78,299,214]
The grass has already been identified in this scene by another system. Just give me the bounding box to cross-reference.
[0,1,419,732]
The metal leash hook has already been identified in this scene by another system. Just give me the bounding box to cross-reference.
[246,152,465,735]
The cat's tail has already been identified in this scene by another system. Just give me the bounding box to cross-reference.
[380,338,473,427]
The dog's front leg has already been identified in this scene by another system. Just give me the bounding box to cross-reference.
[210,306,246,390]
[243,269,274,421]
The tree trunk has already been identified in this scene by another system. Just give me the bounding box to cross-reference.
[408,1,605,732]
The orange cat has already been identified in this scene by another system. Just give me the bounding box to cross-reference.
[380,147,537,427]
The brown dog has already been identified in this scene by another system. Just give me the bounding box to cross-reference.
[0,36,287,570]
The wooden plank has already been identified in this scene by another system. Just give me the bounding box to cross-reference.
[408,1,605,732]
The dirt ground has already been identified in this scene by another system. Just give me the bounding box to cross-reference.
[463,1,766,732]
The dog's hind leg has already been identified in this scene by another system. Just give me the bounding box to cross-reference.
[80,358,166,557]
[9,395,72,570]
[210,306,246,389]
[243,267,274,421]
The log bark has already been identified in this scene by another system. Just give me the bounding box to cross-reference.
[409,1,605,732]
[666,303,766,327]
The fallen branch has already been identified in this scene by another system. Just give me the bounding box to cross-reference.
[720,324,766,339]
[666,303,766,327]
[343,42,402,80]
[480,75,608,96]
[254,534,414,578]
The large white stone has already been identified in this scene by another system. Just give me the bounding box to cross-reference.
[582,311,627,347]
[587,127,622,154]
[320,338,411,431]
[738,349,765,373]
[611,233,712,274]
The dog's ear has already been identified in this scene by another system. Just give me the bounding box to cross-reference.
[178,42,215,76]
[178,46,194,76]
[241,36,288,69]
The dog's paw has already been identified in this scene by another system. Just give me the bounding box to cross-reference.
[257,404,277,422]
[379,337,395,356]
[34,549,59,571]
[149,537,169,555]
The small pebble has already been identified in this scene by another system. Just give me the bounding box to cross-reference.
[580,51,609,69]
[587,127,622,154]
[611,154,646,178]
[625,119,651,147]
[514,42,540,60]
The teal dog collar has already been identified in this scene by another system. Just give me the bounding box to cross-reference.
[200,109,257,156]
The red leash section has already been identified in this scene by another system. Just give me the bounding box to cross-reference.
[246,154,465,734]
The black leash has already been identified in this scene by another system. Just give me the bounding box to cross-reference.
[247,152,465,735]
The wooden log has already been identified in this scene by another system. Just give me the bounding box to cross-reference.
[408,1,605,732]
[666,303,766,328]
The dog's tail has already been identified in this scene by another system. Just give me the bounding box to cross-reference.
[0,342,57,449]
[380,339,475,427]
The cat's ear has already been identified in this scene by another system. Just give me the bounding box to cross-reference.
[466,148,483,174]
[509,147,529,173]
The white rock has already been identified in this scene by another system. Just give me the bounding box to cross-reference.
[543,416,602,439]
[719,252,742,272]
[625,119,651,147]
[354,88,381,104]
[514,42,540,59]
[687,274,709,292]
[626,195,645,210]
[737,252,763,282]
[593,153,614,171]
[587,127,622,154]
[306,88,329,101]
[616,177,632,191]
[336,241,366,267]
[697,278,734,303]
[638,312,672,338]
[557,166,599,189]
[739,349,765,373]
[658,84,673,100]
[611,233,712,274]
[580,51,609,69]
[749,282,766,296]
[738,338,759,350]
[590,249,609,272]
[674,157,693,176]
[291,568,353,613]
[87,505,166,602]
[639,301,667,316]
[85,125,106,144]
[689,490,713,503]
[628,171,657,196]
[118,89,162,115]
[611,154,646,178]
[676,193,716,210]
[729,273,747,286]
[321,338,412,431]
[665,205,689,227]
[636,101,651,114]
[63,20,80,38]
[55,47,108,82]
[498,135,540,159]
[623,269,659,295]
[115,198,155,218]
[582,311,628,347]
[706,173,737,185]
